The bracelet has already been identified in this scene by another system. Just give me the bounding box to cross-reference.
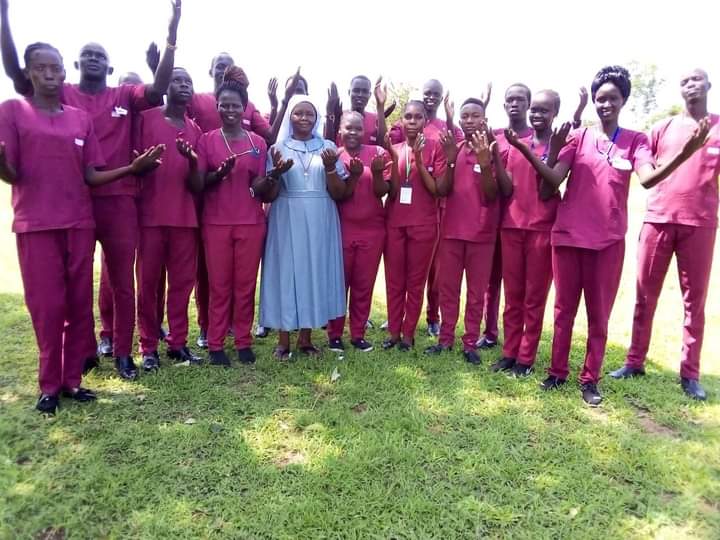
[166,41,178,51]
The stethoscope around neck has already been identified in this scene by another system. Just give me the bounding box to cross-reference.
[221,127,261,159]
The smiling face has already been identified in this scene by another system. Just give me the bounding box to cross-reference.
[422,80,443,114]
[593,82,625,125]
[349,77,371,112]
[529,92,558,133]
[77,42,111,81]
[26,47,65,97]
[167,68,194,106]
[680,68,711,106]
[290,101,317,139]
[402,101,426,139]
[217,89,245,129]
[339,112,364,150]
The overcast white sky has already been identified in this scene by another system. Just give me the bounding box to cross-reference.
[1,0,718,127]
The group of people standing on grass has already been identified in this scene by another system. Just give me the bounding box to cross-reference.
[0,0,717,415]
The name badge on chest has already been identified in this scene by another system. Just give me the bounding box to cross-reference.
[707,147,720,156]
[399,185,413,205]
[111,106,128,118]
[611,157,632,171]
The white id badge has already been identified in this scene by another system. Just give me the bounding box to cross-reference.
[399,185,413,205]
[611,157,632,171]
[74,138,85,147]
[707,147,720,156]
[111,106,128,118]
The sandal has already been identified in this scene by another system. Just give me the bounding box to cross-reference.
[273,346,292,361]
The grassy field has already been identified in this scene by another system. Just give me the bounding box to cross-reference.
[0,183,719,539]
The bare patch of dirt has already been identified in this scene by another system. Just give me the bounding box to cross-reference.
[633,408,680,438]
[274,450,307,468]
[35,527,65,540]
[351,402,368,414]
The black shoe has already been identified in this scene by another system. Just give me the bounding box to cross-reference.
[397,341,412,352]
[255,326,271,338]
[424,343,451,355]
[426,321,440,337]
[159,327,168,341]
[511,362,534,377]
[82,355,100,375]
[475,336,498,350]
[142,351,160,372]
[540,376,566,391]
[97,336,113,357]
[351,338,373,352]
[209,350,231,367]
[609,365,646,379]
[61,387,97,402]
[581,383,603,407]
[681,378,707,401]
[328,338,345,353]
[463,350,481,365]
[382,338,398,350]
[490,357,516,372]
[237,347,256,364]
[36,394,59,414]
[168,346,202,365]
[196,329,208,349]
[114,356,138,380]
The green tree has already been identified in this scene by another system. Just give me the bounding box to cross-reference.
[385,82,416,126]
[627,61,665,126]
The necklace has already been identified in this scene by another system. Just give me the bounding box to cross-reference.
[291,141,317,177]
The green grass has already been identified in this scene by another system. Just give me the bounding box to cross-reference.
[1,184,719,539]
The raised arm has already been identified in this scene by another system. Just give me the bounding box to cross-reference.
[0,0,30,95]
[636,117,710,189]
[444,92,457,134]
[268,67,301,145]
[324,82,342,141]
[374,76,388,146]
[86,145,165,186]
[572,87,588,129]
[145,0,181,105]
[267,77,279,126]
[481,82,492,109]
[145,42,160,75]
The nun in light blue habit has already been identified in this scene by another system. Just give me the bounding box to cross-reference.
[259,94,348,358]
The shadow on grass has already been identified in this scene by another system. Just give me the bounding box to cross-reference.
[1,291,719,539]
